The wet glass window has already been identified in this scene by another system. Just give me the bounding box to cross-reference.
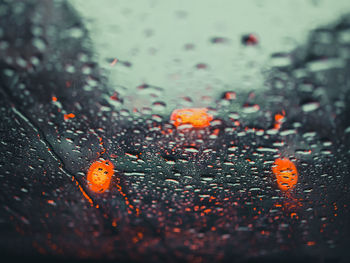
[1,0,350,262]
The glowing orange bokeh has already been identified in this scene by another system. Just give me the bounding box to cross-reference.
[273,110,285,130]
[170,108,213,128]
[272,158,298,191]
[87,160,114,193]
[64,113,75,120]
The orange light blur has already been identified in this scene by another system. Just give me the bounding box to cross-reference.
[272,158,298,191]
[170,108,213,128]
[273,110,285,130]
[64,113,75,120]
[87,160,114,193]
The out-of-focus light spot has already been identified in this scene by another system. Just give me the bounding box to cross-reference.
[307,241,316,246]
[64,113,75,120]
[110,92,119,101]
[242,33,259,46]
[170,108,213,128]
[290,212,298,219]
[272,158,298,191]
[275,113,284,122]
[87,160,114,193]
[274,110,285,130]
[47,200,55,205]
[195,63,208,69]
[223,91,236,100]
[52,96,57,102]
[110,58,118,66]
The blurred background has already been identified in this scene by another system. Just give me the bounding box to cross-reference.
[71,0,350,111]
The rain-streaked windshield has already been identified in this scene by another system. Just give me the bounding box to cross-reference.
[1,0,350,262]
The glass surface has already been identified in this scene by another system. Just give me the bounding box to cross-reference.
[1,0,350,262]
